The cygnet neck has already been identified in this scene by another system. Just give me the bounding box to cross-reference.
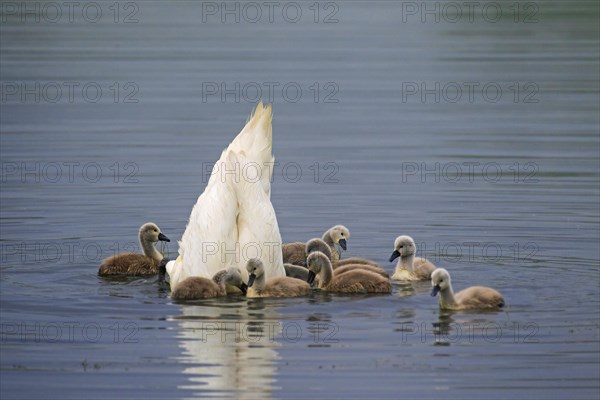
[439,283,458,308]
[140,234,162,262]
[318,259,334,288]
[397,253,415,272]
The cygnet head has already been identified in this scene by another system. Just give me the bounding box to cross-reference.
[389,235,416,262]
[224,267,248,295]
[246,258,264,288]
[329,225,350,250]
[140,222,170,243]
[430,268,451,297]
[306,251,330,284]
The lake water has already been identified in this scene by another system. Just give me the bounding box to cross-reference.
[1,1,599,399]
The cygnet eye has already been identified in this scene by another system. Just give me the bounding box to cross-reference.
[399,245,403,249]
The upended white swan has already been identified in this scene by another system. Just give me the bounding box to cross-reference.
[167,102,286,289]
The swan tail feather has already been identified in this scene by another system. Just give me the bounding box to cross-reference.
[227,151,285,279]
[227,102,274,197]
[169,103,280,289]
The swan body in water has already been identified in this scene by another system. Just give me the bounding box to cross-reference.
[282,226,345,265]
[389,235,436,281]
[246,259,311,298]
[284,227,383,271]
[166,102,285,288]
[430,268,505,310]
[99,223,170,276]
[306,251,391,294]
[171,267,248,301]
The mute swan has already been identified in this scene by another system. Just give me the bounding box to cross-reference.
[322,225,349,262]
[98,223,170,276]
[284,262,322,287]
[307,251,391,294]
[281,236,329,266]
[334,263,389,279]
[166,102,285,288]
[283,238,331,284]
[284,263,310,281]
[334,257,383,269]
[282,242,306,265]
[282,225,348,265]
[281,235,336,267]
[305,238,333,261]
[306,237,385,274]
[246,258,311,298]
[389,235,436,281]
[321,226,382,269]
[171,267,248,301]
[431,268,505,310]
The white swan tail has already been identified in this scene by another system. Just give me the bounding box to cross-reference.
[169,102,284,289]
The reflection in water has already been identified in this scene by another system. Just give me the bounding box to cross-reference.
[392,308,418,339]
[392,305,507,347]
[393,281,417,297]
[433,310,507,346]
[393,280,436,298]
[172,299,280,400]
[306,312,335,348]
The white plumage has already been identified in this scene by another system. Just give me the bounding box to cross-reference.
[167,102,285,288]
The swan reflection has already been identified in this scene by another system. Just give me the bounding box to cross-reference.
[172,299,280,399]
